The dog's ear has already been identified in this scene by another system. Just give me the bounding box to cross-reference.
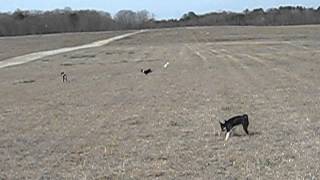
[219,120,226,131]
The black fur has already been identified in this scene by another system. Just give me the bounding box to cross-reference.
[141,68,152,75]
[61,72,67,82]
[220,114,249,135]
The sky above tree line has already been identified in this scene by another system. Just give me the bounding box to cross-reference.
[0,0,319,19]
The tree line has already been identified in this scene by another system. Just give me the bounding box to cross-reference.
[177,6,320,27]
[1,6,320,36]
[0,8,153,36]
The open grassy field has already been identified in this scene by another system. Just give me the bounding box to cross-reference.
[0,30,132,61]
[1,25,320,179]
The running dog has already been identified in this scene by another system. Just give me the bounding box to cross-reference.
[141,68,152,75]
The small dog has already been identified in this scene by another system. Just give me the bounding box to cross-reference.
[220,114,249,141]
[141,68,152,75]
[60,72,67,82]
[163,62,170,68]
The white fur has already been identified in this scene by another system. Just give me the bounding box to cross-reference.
[163,62,169,68]
[225,132,231,141]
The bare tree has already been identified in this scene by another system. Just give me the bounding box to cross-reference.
[114,10,152,29]
[114,10,137,29]
[136,10,152,26]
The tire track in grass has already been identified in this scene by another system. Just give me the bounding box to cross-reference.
[193,44,260,130]
[286,41,310,50]
[198,44,283,177]
[185,30,208,64]
[243,52,314,89]
[206,44,309,129]
[203,44,318,178]
[258,48,320,86]
[185,44,208,63]
[248,45,320,176]
[232,47,319,135]
[206,43,314,109]
[187,27,320,178]
[239,51,318,123]
[251,50,320,120]
[185,40,255,137]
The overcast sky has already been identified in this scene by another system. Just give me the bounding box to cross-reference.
[0,0,319,19]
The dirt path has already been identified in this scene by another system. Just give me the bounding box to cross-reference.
[0,30,146,68]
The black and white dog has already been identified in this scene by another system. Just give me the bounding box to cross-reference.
[220,114,249,141]
[60,72,67,82]
[141,68,152,75]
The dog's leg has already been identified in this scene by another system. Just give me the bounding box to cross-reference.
[62,74,67,82]
[243,125,249,135]
[225,131,231,141]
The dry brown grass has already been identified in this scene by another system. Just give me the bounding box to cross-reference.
[1,26,320,179]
